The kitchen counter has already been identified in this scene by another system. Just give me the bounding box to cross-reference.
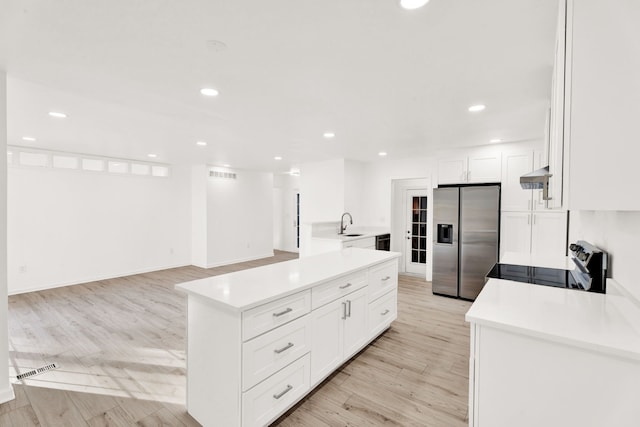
[177,247,401,426]
[466,278,640,361]
[176,247,400,311]
[466,253,640,426]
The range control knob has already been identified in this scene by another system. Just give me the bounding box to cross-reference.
[569,243,579,252]
[578,252,589,262]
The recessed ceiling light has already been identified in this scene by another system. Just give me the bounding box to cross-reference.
[378,151,388,157]
[48,111,67,118]
[274,156,282,160]
[490,138,502,143]
[222,164,231,168]
[147,154,157,158]
[22,136,36,141]
[468,104,486,112]
[323,132,335,139]
[400,0,429,10]
[196,141,207,146]
[200,88,219,97]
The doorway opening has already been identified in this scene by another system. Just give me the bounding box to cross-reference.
[390,178,431,280]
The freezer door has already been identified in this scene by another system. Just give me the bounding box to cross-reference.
[459,186,500,300]
[432,188,459,297]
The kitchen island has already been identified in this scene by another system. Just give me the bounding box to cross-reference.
[176,248,400,427]
[466,253,640,427]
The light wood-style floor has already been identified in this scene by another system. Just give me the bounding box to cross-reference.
[1,251,472,426]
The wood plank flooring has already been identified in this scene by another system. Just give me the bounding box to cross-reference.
[2,252,472,426]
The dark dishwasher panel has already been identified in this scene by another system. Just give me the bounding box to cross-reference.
[375,234,390,251]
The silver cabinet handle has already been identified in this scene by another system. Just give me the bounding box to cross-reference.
[533,214,537,225]
[273,307,292,317]
[341,302,347,320]
[527,214,531,225]
[382,276,391,281]
[339,283,352,290]
[273,384,293,400]
[274,342,294,354]
[381,309,390,316]
[347,300,352,318]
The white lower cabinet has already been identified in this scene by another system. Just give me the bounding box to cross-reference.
[182,255,399,427]
[469,324,640,427]
[310,287,368,384]
[242,354,311,427]
[368,290,397,337]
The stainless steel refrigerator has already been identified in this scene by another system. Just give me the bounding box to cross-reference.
[432,185,500,300]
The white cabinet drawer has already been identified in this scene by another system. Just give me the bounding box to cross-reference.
[311,271,367,310]
[368,290,397,338]
[242,353,310,427]
[368,260,398,302]
[242,315,311,391]
[242,290,311,341]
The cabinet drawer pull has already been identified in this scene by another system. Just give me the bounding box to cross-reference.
[274,342,294,354]
[339,283,353,290]
[342,302,347,320]
[272,307,293,317]
[381,309,390,316]
[381,276,391,281]
[273,384,293,400]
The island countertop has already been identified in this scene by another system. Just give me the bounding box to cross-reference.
[176,248,400,312]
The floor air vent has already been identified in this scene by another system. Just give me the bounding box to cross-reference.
[16,363,58,380]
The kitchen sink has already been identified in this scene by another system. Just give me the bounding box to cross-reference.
[344,233,363,237]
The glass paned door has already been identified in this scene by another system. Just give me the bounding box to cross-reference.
[406,190,428,274]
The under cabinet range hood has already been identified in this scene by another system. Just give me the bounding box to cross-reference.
[520,166,552,200]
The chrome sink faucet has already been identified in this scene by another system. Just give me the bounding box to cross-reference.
[339,212,353,234]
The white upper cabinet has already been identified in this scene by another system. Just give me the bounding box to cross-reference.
[501,150,548,212]
[501,151,534,212]
[438,153,501,185]
[562,0,640,210]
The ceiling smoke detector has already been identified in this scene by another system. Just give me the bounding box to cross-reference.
[206,40,228,52]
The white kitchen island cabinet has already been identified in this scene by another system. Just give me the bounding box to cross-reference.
[466,279,640,427]
[176,248,400,427]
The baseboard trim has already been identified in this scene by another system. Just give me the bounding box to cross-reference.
[8,262,190,296]
[0,384,15,404]
[205,252,276,269]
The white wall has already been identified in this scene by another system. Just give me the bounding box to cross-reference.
[191,165,208,267]
[299,159,345,223]
[206,169,274,267]
[344,160,364,225]
[273,174,299,253]
[0,70,14,403]
[569,210,640,302]
[360,156,436,227]
[7,164,192,294]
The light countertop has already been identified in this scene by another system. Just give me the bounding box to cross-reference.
[466,278,640,361]
[176,248,400,312]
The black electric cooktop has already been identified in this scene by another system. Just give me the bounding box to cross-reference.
[486,263,583,290]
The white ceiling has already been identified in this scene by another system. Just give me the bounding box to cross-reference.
[0,0,558,172]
